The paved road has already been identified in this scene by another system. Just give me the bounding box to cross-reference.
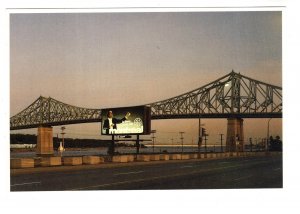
[10,154,282,191]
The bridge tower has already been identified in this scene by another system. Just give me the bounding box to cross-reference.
[226,118,244,152]
[37,126,54,156]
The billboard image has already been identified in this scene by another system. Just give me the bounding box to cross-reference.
[101,106,151,135]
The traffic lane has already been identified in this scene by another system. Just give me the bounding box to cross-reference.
[11,157,239,191]
[10,155,282,191]
[76,156,282,190]
[143,159,282,189]
[78,155,282,190]
[10,156,281,191]
[10,157,263,191]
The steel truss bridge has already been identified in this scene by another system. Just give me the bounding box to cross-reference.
[10,71,282,130]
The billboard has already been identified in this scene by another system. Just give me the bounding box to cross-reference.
[101,106,151,135]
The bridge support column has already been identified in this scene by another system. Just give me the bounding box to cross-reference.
[226,118,244,152]
[37,126,54,156]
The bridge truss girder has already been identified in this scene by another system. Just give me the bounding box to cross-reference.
[149,71,282,119]
[10,71,282,130]
[10,96,101,130]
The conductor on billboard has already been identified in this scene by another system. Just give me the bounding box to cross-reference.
[101,106,151,135]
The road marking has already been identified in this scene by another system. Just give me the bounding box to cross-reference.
[114,171,144,176]
[70,165,244,190]
[11,181,41,187]
[180,165,195,168]
[219,162,231,164]
[234,175,252,181]
[69,159,273,190]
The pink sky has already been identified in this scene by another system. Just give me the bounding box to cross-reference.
[10,12,282,144]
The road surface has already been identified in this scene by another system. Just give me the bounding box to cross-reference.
[10,154,282,191]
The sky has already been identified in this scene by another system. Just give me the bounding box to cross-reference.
[10,11,282,145]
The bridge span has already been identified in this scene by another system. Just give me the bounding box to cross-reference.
[10,71,282,156]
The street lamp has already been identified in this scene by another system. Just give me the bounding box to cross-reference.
[235,135,239,153]
[219,134,224,153]
[198,101,202,158]
[59,126,66,156]
[151,130,156,153]
[179,132,185,154]
[266,118,272,152]
[61,126,66,148]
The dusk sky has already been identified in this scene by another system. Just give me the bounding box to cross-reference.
[10,11,282,144]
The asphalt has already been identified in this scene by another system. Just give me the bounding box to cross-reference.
[10,154,282,191]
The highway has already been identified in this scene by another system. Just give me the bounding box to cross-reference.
[10,154,282,191]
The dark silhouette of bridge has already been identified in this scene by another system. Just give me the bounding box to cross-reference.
[10,71,282,130]
[10,71,282,155]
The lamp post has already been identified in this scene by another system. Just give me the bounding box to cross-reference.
[61,126,66,148]
[151,130,156,153]
[204,133,207,158]
[198,101,202,158]
[255,138,258,151]
[179,132,185,154]
[59,126,66,156]
[236,134,241,156]
[266,118,272,152]
[219,133,224,153]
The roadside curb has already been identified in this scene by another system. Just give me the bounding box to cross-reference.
[10,152,282,176]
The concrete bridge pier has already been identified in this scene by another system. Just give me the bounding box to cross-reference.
[37,126,54,156]
[226,118,244,152]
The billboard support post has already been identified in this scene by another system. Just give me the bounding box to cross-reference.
[136,134,140,155]
[108,134,115,156]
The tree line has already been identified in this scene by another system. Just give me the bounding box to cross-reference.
[10,134,133,148]
[269,135,282,151]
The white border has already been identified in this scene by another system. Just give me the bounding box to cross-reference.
[2,1,298,214]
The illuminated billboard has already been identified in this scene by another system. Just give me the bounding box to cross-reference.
[101,106,151,135]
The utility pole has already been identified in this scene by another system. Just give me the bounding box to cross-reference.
[61,126,66,148]
[179,132,185,154]
[201,128,207,157]
[219,134,224,153]
[198,102,202,158]
[255,138,258,151]
[151,130,156,153]
[198,124,201,158]
[267,118,272,152]
[204,133,207,158]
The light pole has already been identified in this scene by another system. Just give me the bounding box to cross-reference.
[179,132,185,154]
[59,127,66,156]
[198,102,202,158]
[151,130,156,153]
[266,118,272,152]
[204,133,208,158]
[255,138,258,151]
[219,133,224,153]
[61,126,66,148]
